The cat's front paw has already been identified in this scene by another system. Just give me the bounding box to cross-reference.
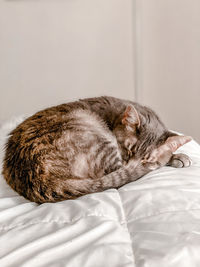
[168,153,191,168]
[141,150,172,171]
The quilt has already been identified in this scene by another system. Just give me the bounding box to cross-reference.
[0,117,200,267]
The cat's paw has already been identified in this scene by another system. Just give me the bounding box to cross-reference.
[140,136,192,171]
[168,153,191,168]
[141,161,160,171]
[141,150,172,171]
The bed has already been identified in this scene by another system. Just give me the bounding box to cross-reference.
[0,116,200,267]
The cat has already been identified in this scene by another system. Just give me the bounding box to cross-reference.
[2,96,191,203]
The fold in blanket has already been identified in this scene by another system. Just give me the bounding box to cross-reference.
[0,117,200,267]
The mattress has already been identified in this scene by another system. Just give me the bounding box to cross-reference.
[0,116,200,267]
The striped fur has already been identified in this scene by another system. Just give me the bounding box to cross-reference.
[2,96,190,203]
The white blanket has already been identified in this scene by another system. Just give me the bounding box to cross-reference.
[0,117,200,267]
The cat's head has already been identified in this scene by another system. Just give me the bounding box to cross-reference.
[113,104,189,162]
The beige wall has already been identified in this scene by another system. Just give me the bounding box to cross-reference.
[1,0,199,143]
[0,0,135,122]
[136,0,200,142]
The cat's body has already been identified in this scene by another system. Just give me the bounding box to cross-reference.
[2,96,191,203]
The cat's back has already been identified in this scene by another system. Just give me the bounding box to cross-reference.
[2,100,119,202]
[7,100,114,149]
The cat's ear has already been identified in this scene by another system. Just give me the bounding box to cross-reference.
[164,135,192,152]
[143,135,192,164]
[122,105,140,131]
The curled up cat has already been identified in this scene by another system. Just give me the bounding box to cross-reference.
[2,96,192,203]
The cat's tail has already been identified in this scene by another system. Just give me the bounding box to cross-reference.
[34,135,192,203]
[33,161,142,203]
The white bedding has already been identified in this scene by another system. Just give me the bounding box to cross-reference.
[0,117,200,267]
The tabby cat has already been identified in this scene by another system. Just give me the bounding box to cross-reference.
[2,96,191,203]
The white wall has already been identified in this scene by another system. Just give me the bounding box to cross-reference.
[136,0,200,142]
[0,0,135,122]
[1,0,199,143]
